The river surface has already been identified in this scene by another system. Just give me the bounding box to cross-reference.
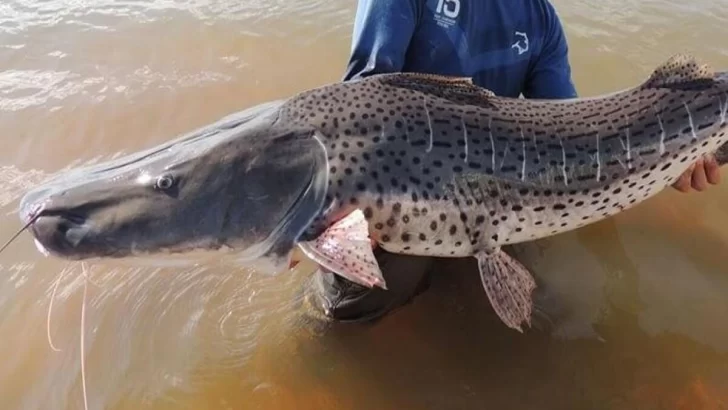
[1,1,728,409]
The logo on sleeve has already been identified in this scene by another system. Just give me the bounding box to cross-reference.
[434,0,461,28]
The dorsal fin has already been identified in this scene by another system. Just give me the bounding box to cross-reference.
[642,54,714,89]
[376,72,497,108]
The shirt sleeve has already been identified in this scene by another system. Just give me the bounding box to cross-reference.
[342,0,420,81]
[523,1,578,99]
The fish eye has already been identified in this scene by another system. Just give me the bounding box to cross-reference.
[155,174,175,190]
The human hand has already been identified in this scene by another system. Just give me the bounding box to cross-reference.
[672,154,721,193]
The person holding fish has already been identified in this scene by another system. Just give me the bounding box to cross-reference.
[306,0,722,323]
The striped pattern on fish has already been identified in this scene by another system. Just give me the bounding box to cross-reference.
[289,54,728,331]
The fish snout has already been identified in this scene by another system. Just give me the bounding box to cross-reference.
[28,210,90,258]
[19,188,54,224]
[18,181,79,223]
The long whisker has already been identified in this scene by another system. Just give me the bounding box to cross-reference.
[0,204,44,256]
[0,217,38,255]
[47,268,65,352]
[80,262,90,410]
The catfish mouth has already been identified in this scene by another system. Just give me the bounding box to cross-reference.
[21,204,115,260]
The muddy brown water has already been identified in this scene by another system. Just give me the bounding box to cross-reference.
[1,1,728,409]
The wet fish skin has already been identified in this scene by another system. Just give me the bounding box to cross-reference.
[292,55,728,257]
[290,54,728,330]
[18,54,728,332]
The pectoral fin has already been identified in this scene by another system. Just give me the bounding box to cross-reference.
[297,209,387,290]
[475,248,537,332]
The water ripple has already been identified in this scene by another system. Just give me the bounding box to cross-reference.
[0,0,351,35]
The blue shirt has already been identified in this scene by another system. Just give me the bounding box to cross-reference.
[342,0,577,99]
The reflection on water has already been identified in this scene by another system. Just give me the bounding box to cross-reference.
[1,0,728,409]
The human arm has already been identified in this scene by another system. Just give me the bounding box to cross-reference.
[342,0,420,81]
[522,0,578,99]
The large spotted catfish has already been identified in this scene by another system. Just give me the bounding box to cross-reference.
[16,54,728,331]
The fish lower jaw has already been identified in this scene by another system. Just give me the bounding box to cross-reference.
[29,239,103,261]
[33,239,51,257]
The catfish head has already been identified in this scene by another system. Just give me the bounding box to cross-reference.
[18,100,329,270]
